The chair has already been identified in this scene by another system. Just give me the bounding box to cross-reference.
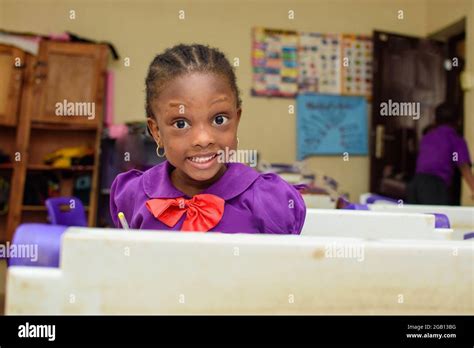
[45,196,87,227]
[7,223,68,267]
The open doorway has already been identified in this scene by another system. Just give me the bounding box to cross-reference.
[370,18,466,204]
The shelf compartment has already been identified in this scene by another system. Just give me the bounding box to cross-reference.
[27,164,94,171]
[31,120,98,131]
[22,205,90,212]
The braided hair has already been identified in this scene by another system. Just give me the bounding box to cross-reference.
[145,43,242,123]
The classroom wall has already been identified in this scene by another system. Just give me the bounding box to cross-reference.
[426,0,473,206]
[2,0,468,203]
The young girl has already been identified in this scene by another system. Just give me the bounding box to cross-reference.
[110,44,306,234]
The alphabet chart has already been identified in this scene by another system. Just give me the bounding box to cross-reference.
[341,34,373,97]
[251,27,373,98]
[298,32,341,94]
[251,27,299,98]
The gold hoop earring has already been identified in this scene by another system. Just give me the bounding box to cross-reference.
[237,137,240,147]
[156,145,166,158]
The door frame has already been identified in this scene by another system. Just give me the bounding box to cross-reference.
[429,18,466,205]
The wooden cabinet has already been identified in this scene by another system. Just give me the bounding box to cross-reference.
[0,40,108,242]
[0,45,26,126]
[32,41,108,126]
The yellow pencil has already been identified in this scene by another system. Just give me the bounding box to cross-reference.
[118,212,130,229]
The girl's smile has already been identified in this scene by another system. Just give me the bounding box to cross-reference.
[186,153,218,169]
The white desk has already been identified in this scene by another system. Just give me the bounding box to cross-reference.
[6,228,473,314]
[303,209,453,240]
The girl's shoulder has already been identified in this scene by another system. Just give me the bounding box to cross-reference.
[250,172,300,199]
[239,167,307,234]
[250,171,306,209]
[110,162,165,200]
[219,162,305,203]
[112,168,146,188]
[111,161,186,200]
[110,165,154,199]
[109,163,169,228]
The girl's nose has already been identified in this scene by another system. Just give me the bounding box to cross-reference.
[192,124,215,148]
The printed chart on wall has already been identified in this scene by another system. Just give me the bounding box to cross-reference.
[298,32,341,94]
[341,34,373,97]
[296,93,368,159]
[251,27,298,97]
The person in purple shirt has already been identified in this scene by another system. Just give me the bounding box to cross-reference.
[110,44,306,233]
[407,103,474,205]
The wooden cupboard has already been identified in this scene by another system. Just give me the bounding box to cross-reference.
[0,40,108,242]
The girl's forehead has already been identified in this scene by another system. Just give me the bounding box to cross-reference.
[158,72,235,107]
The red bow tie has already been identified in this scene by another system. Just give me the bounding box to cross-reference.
[145,194,225,232]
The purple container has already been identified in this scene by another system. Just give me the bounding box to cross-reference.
[365,194,399,205]
[463,232,474,240]
[7,223,68,268]
[427,213,451,229]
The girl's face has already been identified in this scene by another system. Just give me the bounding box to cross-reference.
[147,72,241,184]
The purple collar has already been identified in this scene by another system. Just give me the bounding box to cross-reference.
[143,160,260,200]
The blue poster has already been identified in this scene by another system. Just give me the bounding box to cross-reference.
[297,93,368,159]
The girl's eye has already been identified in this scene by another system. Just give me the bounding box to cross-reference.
[173,119,190,129]
[213,114,229,126]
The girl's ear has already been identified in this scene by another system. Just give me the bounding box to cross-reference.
[146,117,161,145]
[236,107,242,123]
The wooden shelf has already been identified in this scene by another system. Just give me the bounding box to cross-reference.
[0,123,16,128]
[31,121,98,131]
[1,41,108,242]
[22,205,47,212]
[22,205,90,212]
[27,164,94,171]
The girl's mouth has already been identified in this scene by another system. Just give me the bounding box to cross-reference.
[186,153,218,169]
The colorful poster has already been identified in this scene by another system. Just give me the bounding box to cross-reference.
[252,27,299,98]
[341,34,373,97]
[296,93,368,158]
[298,32,341,94]
[251,27,373,99]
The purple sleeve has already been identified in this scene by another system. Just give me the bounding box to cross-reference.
[252,173,307,234]
[109,169,142,228]
[453,136,471,167]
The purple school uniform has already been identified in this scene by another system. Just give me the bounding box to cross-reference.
[110,160,306,234]
[415,125,472,185]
